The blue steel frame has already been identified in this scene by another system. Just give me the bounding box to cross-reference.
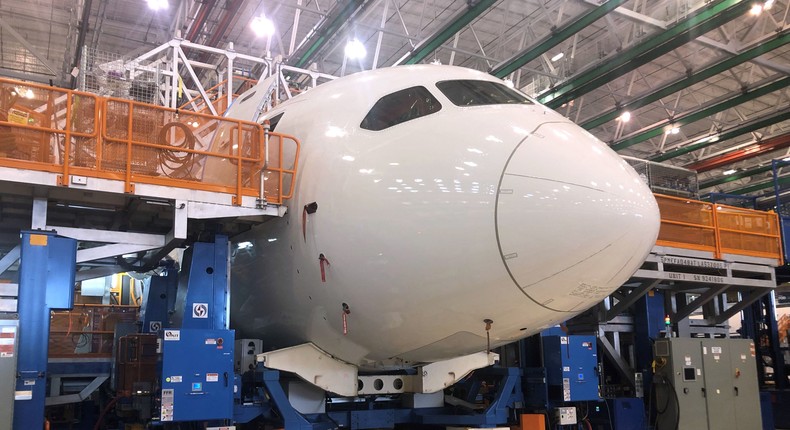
[251,367,523,430]
[13,231,77,430]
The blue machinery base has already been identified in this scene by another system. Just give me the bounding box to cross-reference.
[233,367,523,430]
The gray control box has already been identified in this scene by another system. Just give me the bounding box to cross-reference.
[653,338,761,430]
[0,319,19,430]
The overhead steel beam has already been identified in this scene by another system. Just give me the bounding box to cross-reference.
[650,109,790,162]
[537,0,753,108]
[699,165,774,189]
[289,0,368,68]
[490,0,628,78]
[581,31,790,130]
[582,0,790,76]
[686,133,790,172]
[611,76,790,152]
[721,175,790,195]
[396,0,498,66]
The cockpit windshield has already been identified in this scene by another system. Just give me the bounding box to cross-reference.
[436,80,534,107]
[360,86,442,131]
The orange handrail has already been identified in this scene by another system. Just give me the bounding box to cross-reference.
[0,77,299,206]
[654,193,783,265]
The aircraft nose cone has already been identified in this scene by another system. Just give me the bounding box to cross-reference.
[495,121,659,312]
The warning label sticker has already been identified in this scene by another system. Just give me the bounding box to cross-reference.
[206,373,219,382]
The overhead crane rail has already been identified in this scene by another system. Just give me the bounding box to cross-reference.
[0,77,298,206]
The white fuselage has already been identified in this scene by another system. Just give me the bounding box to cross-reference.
[219,65,660,370]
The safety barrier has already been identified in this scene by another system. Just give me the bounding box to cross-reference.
[655,194,783,265]
[49,304,139,358]
[0,77,298,205]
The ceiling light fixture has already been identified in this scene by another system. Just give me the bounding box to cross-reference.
[550,52,564,62]
[764,0,774,10]
[345,39,367,59]
[620,111,631,122]
[750,4,763,15]
[250,15,275,37]
[503,78,515,89]
[723,169,737,175]
[146,0,168,10]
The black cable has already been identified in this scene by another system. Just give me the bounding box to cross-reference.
[663,377,680,430]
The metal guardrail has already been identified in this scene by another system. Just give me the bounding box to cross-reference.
[0,77,298,206]
[655,193,783,265]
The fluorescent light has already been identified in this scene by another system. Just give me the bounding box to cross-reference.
[782,157,790,162]
[551,52,564,62]
[147,0,168,10]
[765,0,774,10]
[345,39,367,60]
[620,111,631,122]
[750,4,763,15]
[237,241,253,249]
[25,89,34,99]
[667,126,679,135]
[251,15,275,37]
[723,169,737,175]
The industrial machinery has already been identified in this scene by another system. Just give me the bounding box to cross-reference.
[653,338,761,430]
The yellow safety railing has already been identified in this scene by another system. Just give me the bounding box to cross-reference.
[655,194,783,265]
[0,77,298,206]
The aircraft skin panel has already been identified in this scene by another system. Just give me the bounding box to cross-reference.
[220,65,660,371]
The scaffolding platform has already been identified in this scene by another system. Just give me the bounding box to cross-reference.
[0,76,300,279]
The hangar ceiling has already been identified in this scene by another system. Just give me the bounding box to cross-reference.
[0,0,788,199]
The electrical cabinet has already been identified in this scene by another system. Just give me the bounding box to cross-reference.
[542,335,599,401]
[0,320,18,430]
[160,329,234,422]
[653,338,761,430]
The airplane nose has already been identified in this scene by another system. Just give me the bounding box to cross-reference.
[495,121,660,313]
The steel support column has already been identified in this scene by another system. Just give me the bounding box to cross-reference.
[12,232,77,430]
[669,285,730,323]
[490,0,628,78]
[611,76,790,152]
[581,31,790,130]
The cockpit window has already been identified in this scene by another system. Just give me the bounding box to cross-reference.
[360,86,442,131]
[436,80,534,106]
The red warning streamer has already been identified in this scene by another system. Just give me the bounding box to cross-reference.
[319,254,330,282]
